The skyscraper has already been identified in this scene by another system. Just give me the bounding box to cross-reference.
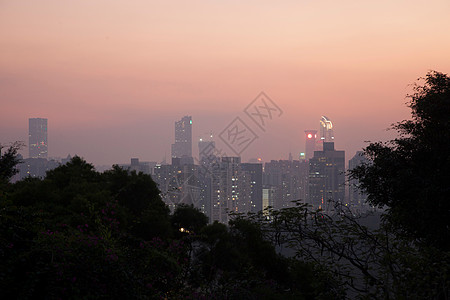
[29,118,48,158]
[304,130,317,161]
[319,116,334,142]
[308,142,345,212]
[171,116,192,160]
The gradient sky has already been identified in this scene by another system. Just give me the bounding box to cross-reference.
[1,0,450,166]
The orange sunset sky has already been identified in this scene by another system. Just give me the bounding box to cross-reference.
[1,0,450,166]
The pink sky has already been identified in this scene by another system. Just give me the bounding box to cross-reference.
[1,0,450,166]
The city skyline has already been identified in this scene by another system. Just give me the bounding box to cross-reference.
[1,2,448,298]
[1,1,450,165]
[19,115,349,166]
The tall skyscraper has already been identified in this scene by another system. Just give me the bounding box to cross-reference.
[29,118,48,158]
[308,142,345,212]
[171,116,192,160]
[319,116,334,142]
[304,130,317,161]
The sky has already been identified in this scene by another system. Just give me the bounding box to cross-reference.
[1,0,450,166]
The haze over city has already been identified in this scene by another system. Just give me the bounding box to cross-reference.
[2,2,450,298]
[1,0,450,165]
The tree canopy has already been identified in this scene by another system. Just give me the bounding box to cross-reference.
[0,155,333,298]
[0,141,23,185]
[350,70,450,250]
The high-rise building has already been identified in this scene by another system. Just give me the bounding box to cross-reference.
[29,118,48,158]
[171,116,192,160]
[241,163,263,213]
[263,159,309,209]
[154,162,202,212]
[308,142,345,212]
[207,157,254,223]
[198,134,215,162]
[304,130,317,161]
[348,151,370,211]
[319,116,334,142]
[262,186,276,214]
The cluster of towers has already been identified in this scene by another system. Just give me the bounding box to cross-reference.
[154,116,261,223]
[18,115,368,219]
[304,116,334,160]
[153,115,369,223]
[303,116,345,211]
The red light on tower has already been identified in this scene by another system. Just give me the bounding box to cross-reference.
[305,130,317,161]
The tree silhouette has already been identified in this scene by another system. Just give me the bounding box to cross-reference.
[350,70,450,250]
[0,141,23,184]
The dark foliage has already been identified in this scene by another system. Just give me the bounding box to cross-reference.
[350,71,450,250]
[171,204,208,238]
[0,141,23,184]
[0,155,334,299]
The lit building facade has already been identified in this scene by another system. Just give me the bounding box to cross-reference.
[153,162,203,213]
[29,118,48,158]
[319,116,334,142]
[207,157,253,224]
[308,142,345,212]
[262,186,276,214]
